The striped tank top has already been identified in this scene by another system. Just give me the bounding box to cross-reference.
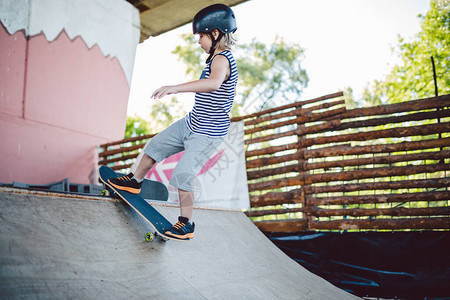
[185,50,238,137]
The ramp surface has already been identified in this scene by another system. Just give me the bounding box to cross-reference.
[0,188,359,299]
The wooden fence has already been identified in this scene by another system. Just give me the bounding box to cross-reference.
[99,92,450,232]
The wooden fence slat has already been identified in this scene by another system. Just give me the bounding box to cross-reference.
[244,116,341,145]
[250,178,450,207]
[303,122,450,148]
[308,190,450,206]
[231,91,344,122]
[110,163,133,171]
[323,94,450,121]
[307,206,450,218]
[250,189,302,207]
[99,143,146,158]
[253,219,309,232]
[246,152,299,170]
[306,178,450,194]
[247,150,450,181]
[246,206,450,218]
[254,217,450,232]
[99,134,156,148]
[305,163,450,185]
[246,207,304,217]
[309,217,450,231]
[244,101,345,132]
[248,163,450,191]
[304,137,450,159]
[328,108,450,133]
[246,133,450,161]
[250,190,450,208]
[305,150,450,172]
[100,153,140,165]
[246,142,300,158]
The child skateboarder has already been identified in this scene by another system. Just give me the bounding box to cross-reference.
[109,3,238,240]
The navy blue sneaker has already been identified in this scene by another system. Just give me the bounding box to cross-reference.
[108,172,142,194]
[165,217,195,239]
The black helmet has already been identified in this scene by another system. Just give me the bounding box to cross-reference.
[192,3,237,35]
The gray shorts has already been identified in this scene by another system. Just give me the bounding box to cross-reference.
[144,118,224,191]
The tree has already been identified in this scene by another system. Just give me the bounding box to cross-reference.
[125,115,151,138]
[148,96,187,132]
[172,34,309,116]
[362,0,449,104]
[237,37,309,115]
[341,87,360,109]
[172,34,204,79]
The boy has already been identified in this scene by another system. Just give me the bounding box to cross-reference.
[109,4,238,240]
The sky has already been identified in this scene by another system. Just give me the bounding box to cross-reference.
[127,0,431,119]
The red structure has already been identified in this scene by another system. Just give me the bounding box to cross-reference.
[0,0,140,185]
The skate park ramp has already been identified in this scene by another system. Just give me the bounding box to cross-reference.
[0,188,359,299]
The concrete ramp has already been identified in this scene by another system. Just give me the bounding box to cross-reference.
[0,188,359,299]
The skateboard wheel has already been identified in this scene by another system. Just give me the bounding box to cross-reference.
[145,232,154,242]
[101,190,110,196]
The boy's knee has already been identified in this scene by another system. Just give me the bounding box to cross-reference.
[144,154,156,164]
[170,172,196,191]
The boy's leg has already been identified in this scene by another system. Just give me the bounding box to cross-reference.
[107,156,153,194]
[165,134,224,239]
[179,188,194,220]
[132,154,195,218]
[165,188,195,239]
[109,119,187,194]
[133,154,156,181]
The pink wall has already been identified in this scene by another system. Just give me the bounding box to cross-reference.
[25,30,129,139]
[0,24,130,185]
[0,27,26,118]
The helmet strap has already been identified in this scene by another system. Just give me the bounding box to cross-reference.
[206,31,224,63]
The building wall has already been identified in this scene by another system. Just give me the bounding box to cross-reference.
[0,0,140,185]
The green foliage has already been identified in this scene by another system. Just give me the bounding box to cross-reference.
[363,0,450,104]
[342,87,360,109]
[172,34,204,80]
[125,99,188,138]
[148,96,188,132]
[237,37,309,115]
[125,94,189,138]
[125,115,151,138]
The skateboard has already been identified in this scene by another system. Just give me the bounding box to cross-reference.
[102,171,168,202]
[140,178,169,201]
[98,165,188,242]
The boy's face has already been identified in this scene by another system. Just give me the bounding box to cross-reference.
[197,32,212,54]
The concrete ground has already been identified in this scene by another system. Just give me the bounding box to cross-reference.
[0,187,359,299]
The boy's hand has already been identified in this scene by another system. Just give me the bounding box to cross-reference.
[152,57,228,99]
[152,85,177,99]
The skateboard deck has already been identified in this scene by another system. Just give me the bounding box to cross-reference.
[140,179,169,201]
[98,166,188,242]
[111,171,168,201]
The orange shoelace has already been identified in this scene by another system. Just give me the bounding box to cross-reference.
[173,221,186,230]
[117,175,131,181]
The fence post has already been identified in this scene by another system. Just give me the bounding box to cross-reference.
[297,123,311,229]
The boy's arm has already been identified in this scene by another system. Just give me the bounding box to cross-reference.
[152,55,230,99]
